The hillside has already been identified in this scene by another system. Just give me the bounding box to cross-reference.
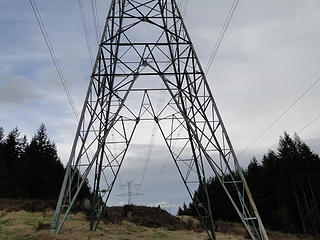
[0,199,315,240]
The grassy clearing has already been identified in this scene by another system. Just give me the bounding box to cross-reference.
[0,210,316,240]
[215,220,316,240]
[0,210,211,240]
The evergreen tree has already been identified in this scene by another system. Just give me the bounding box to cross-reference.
[0,127,26,198]
[177,206,183,216]
[0,127,4,141]
[0,124,92,202]
[181,132,320,234]
[21,124,65,199]
[70,167,92,201]
[0,127,7,196]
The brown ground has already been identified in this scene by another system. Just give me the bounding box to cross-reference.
[0,199,317,240]
[215,220,317,240]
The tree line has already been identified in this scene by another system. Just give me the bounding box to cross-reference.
[178,133,320,235]
[0,124,90,200]
[1,125,319,234]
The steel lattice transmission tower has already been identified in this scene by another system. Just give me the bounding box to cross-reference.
[50,1,269,239]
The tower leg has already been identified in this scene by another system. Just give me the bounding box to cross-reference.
[51,0,269,239]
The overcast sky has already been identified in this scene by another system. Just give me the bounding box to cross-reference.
[1,0,320,213]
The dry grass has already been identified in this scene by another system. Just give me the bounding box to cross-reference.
[215,220,317,240]
[267,231,316,240]
[0,209,316,240]
[0,210,210,240]
[216,220,247,237]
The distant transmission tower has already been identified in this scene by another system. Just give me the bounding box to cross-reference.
[50,1,269,239]
[118,180,143,205]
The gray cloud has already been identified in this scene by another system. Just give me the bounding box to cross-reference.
[1,0,320,210]
[183,0,320,155]
[0,75,40,105]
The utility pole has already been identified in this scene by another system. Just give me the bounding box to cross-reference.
[50,1,269,239]
[118,180,143,205]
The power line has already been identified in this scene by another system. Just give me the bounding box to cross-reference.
[149,126,184,191]
[178,0,189,18]
[298,112,320,134]
[310,137,320,146]
[177,0,185,14]
[29,0,78,120]
[144,0,193,192]
[182,0,189,17]
[139,91,167,187]
[78,0,94,66]
[29,1,103,170]
[138,0,189,190]
[139,123,158,186]
[240,77,320,156]
[298,112,320,147]
[150,154,170,189]
[205,0,239,75]
[90,0,101,44]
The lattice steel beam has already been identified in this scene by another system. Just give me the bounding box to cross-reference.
[50,1,269,239]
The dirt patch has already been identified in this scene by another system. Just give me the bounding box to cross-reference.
[215,220,317,240]
[36,222,51,231]
[0,198,87,213]
[215,220,247,237]
[0,199,56,212]
[0,199,201,231]
[0,210,209,240]
[103,205,197,231]
[2,199,315,240]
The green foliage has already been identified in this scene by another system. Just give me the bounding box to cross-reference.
[177,202,196,216]
[21,124,65,199]
[0,124,91,201]
[0,127,4,142]
[0,127,26,198]
[182,132,320,234]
